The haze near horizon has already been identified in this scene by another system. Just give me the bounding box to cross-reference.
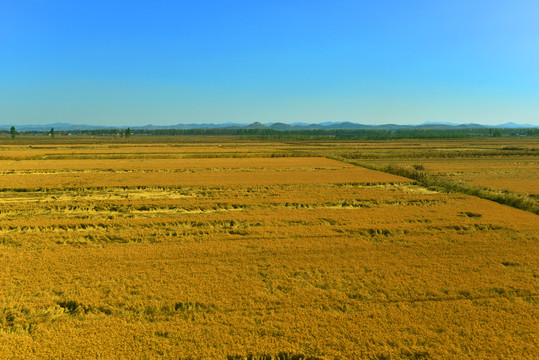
[1,1,538,126]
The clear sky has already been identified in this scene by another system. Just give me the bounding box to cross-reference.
[1,0,538,126]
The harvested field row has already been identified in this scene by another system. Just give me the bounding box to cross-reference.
[1,185,536,247]
[0,167,348,175]
[0,157,347,171]
[0,168,411,189]
[0,183,449,212]
[1,138,535,161]
[0,198,448,218]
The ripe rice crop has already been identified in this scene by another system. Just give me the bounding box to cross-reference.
[0,140,537,359]
[0,157,410,190]
[357,157,538,196]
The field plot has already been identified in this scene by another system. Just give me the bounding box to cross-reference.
[422,157,538,196]
[0,141,538,359]
[0,157,409,189]
[0,142,307,160]
[331,138,538,197]
[359,157,539,196]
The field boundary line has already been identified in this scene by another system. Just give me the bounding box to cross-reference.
[328,155,539,215]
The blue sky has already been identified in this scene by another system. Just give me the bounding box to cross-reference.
[1,0,538,126]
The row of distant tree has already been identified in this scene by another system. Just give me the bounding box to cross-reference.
[5,127,132,139]
[3,126,537,139]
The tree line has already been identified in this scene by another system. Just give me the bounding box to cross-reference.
[3,126,538,139]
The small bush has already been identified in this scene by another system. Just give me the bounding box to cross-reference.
[458,212,482,218]
[57,300,89,314]
[174,301,209,312]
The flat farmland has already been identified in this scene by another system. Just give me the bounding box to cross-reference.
[0,140,537,359]
[359,157,538,196]
[0,157,409,189]
[0,142,308,160]
[333,138,538,197]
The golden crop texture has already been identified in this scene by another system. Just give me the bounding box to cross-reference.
[0,139,537,359]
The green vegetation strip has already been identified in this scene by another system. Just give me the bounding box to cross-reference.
[331,156,539,215]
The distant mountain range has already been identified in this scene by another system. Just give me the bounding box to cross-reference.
[0,121,537,131]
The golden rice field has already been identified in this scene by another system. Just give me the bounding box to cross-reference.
[358,157,538,196]
[0,138,538,359]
